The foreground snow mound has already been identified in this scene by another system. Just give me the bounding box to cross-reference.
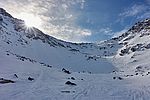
[1,49,150,100]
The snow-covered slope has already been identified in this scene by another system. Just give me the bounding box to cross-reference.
[0,8,116,74]
[1,8,150,100]
[112,19,150,75]
[2,48,150,100]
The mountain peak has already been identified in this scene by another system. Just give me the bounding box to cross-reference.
[0,8,12,18]
[129,18,150,32]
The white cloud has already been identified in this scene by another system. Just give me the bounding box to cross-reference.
[119,4,147,17]
[137,12,150,19]
[80,29,92,36]
[80,0,85,9]
[117,3,150,26]
[98,28,113,36]
[0,0,89,42]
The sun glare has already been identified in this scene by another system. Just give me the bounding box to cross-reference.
[17,12,42,28]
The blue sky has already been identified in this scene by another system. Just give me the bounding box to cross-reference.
[76,0,150,42]
[0,0,150,42]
